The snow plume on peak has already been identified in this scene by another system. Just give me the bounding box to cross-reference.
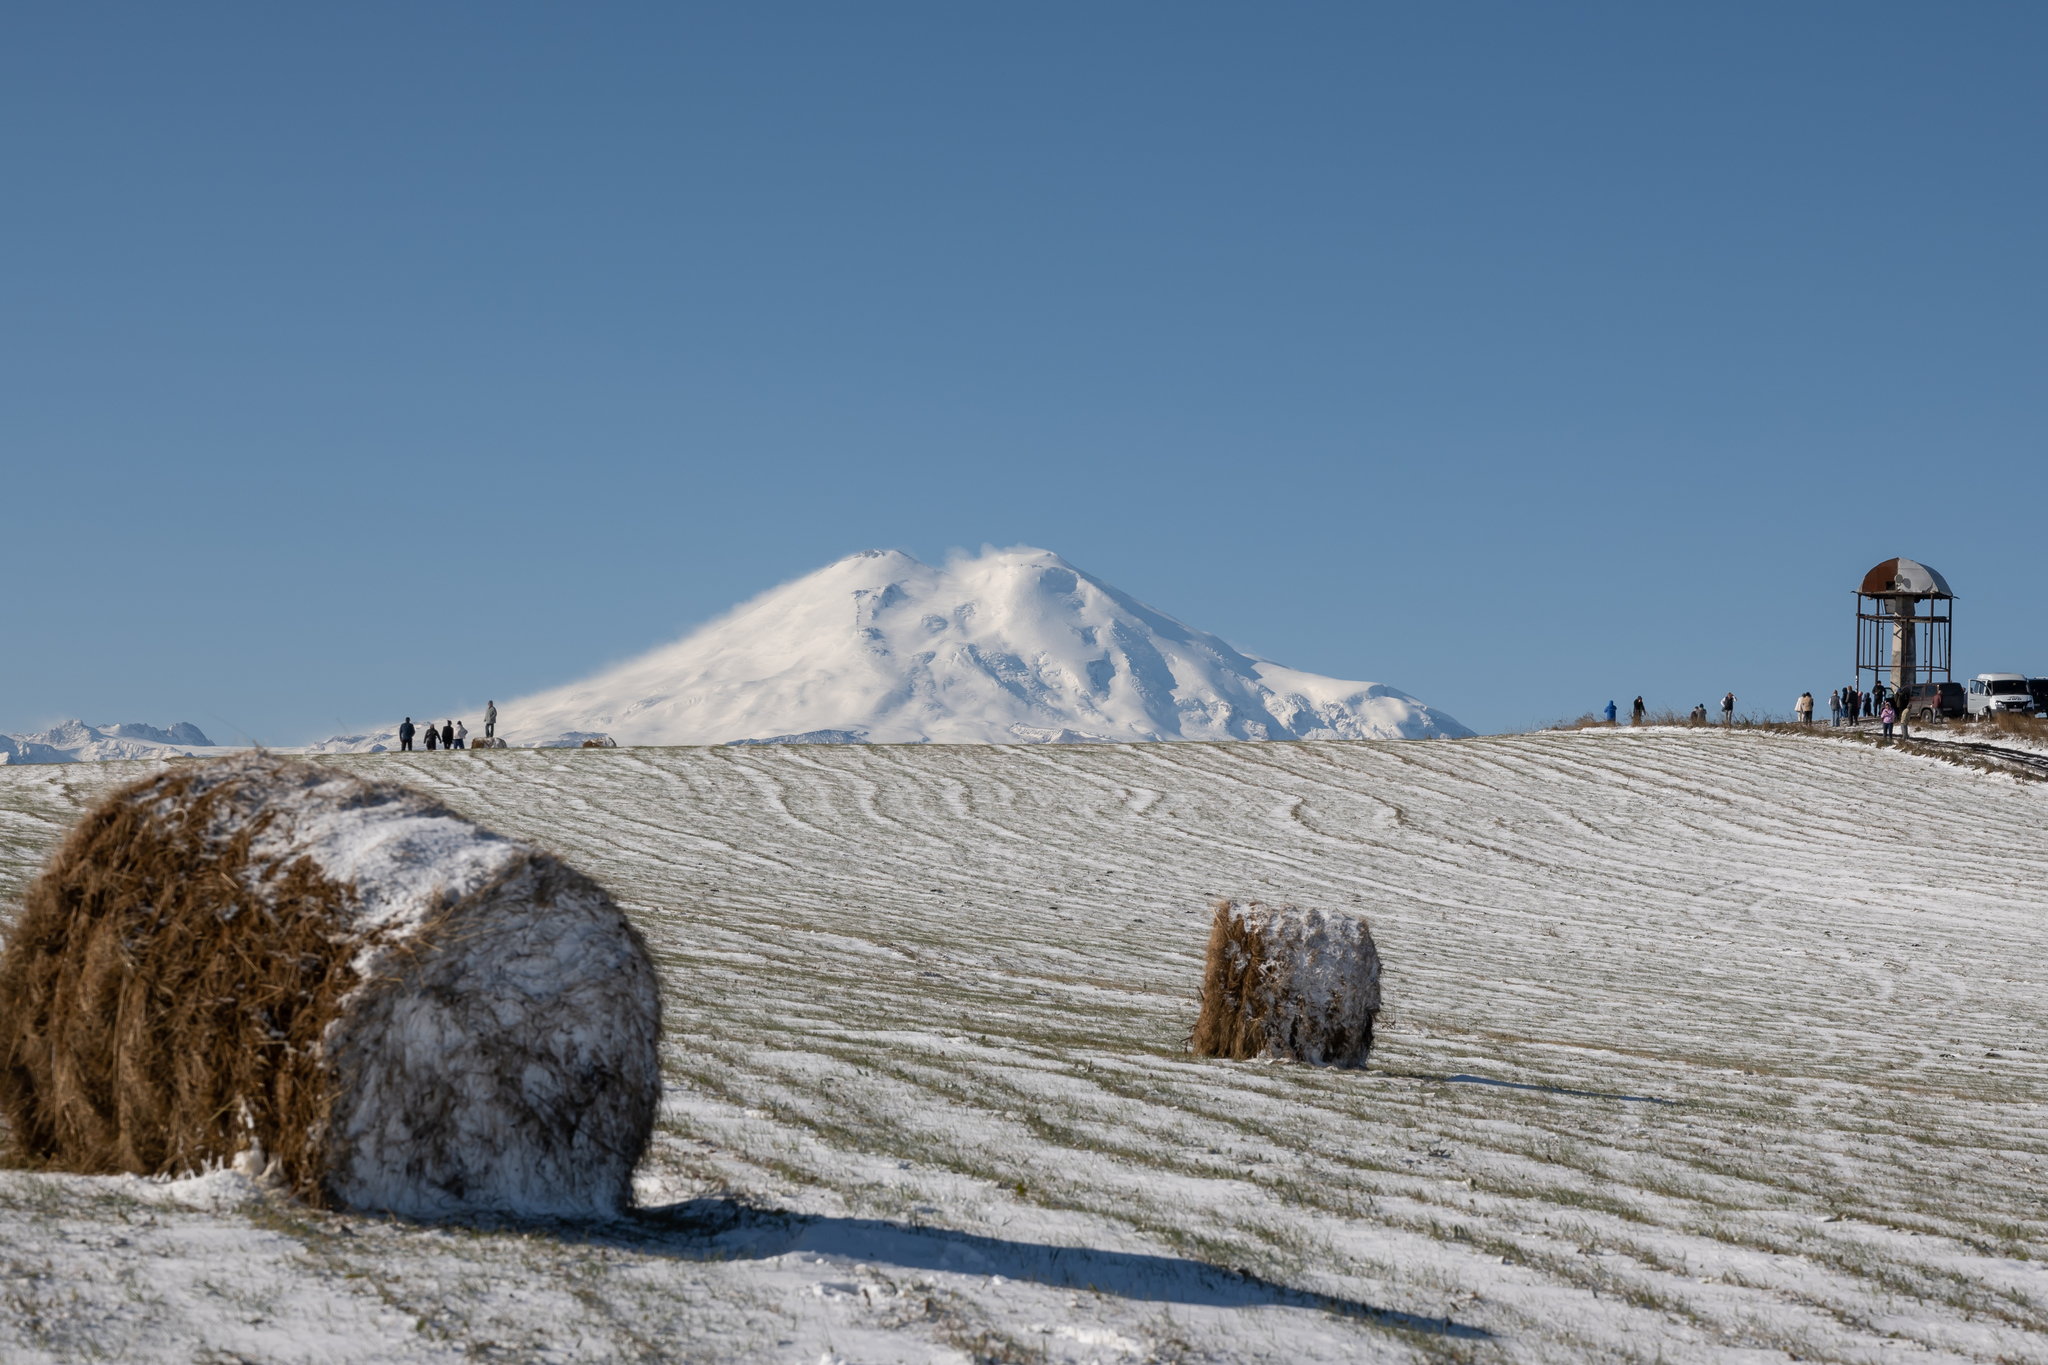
[503,546,1470,747]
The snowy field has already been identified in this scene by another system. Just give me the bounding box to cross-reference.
[0,729,2044,1364]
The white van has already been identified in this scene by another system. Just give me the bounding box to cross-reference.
[1966,673,2034,719]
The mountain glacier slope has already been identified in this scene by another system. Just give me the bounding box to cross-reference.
[498,546,1469,747]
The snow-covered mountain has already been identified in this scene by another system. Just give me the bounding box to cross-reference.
[0,720,221,765]
[483,547,1468,747]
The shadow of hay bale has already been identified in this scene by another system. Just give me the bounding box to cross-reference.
[0,754,660,1219]
[579,1198,1490,1339]
[1191,899,1380,1067]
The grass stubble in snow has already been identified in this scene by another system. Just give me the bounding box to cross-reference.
[0,729,2043,1363]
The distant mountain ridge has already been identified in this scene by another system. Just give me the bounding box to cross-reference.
[0,720,218,765]
[472,546,1469,747]
[15,550,1469,760]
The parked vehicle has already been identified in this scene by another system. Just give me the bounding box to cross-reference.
[1904,681,1967,721]
[1966,673,2034,719]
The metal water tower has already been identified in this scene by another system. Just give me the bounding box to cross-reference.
[1855,558,1953,692]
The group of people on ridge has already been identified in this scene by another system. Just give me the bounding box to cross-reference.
[1788,685,1906,737]
[1612,694,1739,725]
[1602,696,1657,724]
[1615,687,1905,735]
[1672,696,1736,724]
[398,700,498,752]
[1827,684,1899,735]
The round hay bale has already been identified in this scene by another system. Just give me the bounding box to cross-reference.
[0,754,660,1218]
[1191,899,1380,1067]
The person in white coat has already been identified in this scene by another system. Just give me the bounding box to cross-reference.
[1796,692,1814,724]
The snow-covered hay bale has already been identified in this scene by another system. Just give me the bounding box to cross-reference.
[1191,899,1381,1067]
[0,754,660,1218]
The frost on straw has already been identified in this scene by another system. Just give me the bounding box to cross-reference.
[1191,899,1380,1067]
[0,754,660,1219]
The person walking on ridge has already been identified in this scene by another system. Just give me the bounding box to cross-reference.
[1604,700,1618,724]
[441,720,455,750]
[1829,690,1841,726]
[1880,700,1897,739]
[1722,692,1736,727]
[399,717,415,752]
[484,700,497,740]
[423,721,437,751]
[1797,691,1814,725]
[1631,696,1646,725]
[455,721,468,749]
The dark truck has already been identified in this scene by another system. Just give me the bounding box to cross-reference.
[1905,681,1967,721]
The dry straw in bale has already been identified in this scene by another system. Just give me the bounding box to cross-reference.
[0,754,660,1218]
[1192,899,1381,1067]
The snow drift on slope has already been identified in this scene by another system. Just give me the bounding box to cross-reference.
[0,721,223,765]
[494,547,1469,747]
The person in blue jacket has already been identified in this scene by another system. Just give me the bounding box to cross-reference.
[1604,700,1617,723]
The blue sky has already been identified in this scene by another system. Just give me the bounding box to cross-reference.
[4,5,2043,741]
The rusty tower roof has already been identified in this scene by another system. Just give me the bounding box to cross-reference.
[1858,558,1952,598]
